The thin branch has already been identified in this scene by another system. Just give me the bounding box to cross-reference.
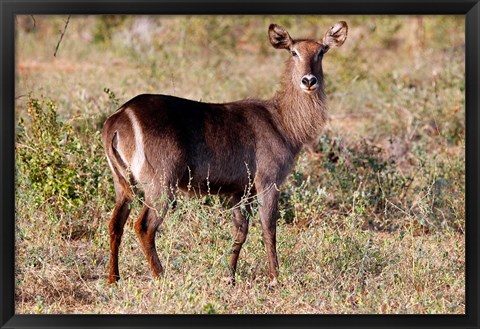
[30,15,36,29]
[54,15,71,57]
[15,94,29,100]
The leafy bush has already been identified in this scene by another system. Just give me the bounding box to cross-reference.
[16,97,112,239]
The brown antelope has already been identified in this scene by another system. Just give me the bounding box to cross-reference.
[102,22,348,284]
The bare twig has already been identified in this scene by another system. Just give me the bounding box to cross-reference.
[30,15,36,29]
[15,94,28,100]
[54,15,71,57]
[16,143,38,153]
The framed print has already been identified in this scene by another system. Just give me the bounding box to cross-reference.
[1,0,479,328]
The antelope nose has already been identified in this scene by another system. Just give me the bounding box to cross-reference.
[301,75,318,88]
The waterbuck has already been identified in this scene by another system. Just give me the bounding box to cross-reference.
[102,21,348,284]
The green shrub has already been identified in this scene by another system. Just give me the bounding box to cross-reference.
[16,96,112,239]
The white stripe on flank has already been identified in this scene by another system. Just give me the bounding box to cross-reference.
[126,109,146,180]
[106,155,115,172]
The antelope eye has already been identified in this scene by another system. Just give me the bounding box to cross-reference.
[291,50,298,57]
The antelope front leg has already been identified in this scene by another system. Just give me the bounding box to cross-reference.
[228,195,250,284]
[257,187,280,282]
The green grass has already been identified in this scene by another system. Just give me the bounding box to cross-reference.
[15,15,465,314]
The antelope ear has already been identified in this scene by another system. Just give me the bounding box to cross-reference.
[268,24,293,50]
[322,21,348,52]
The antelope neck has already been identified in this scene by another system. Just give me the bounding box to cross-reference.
[271,79,327,148]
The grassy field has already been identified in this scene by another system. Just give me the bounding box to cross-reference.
[15,15,465,314]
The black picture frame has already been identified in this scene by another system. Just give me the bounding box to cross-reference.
[1,1,478,328]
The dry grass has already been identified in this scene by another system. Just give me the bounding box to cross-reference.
[15,15,465,314]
